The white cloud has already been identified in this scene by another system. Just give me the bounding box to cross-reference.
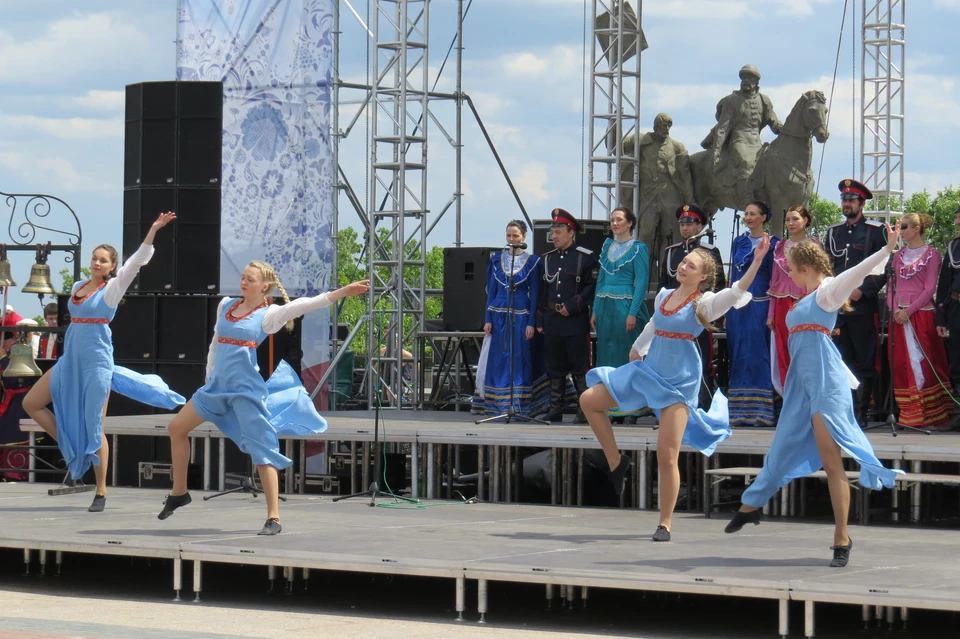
[644,0,752,19]
[72,90,125,112]
[469,91,513,118]
[514,162,553,203]
[0,13,150,86]
[0,150,112,194]
[499,46,582,82]
[934,0,960,10]
[0,114,123,140]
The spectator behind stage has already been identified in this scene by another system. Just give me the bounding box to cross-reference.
[1,307,24,354]
[826,179,886,426]
[936,204,960,431]
[767,205,822,393]
[38,302,58,360]
[0,308,30,480]
[591,206,649,424]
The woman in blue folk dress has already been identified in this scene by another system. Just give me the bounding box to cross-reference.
[591,206,650,423]
[23,213,183,512]
[157,261,369,535]
[472,220,549,418]
[725,229,904,568]
[726,201,780,426]
[580,234,771,542]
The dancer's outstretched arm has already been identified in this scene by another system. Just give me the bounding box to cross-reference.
[104,212,176,307]
[261,280,370,334]
[818,221,900,313]
[699,233,771,322]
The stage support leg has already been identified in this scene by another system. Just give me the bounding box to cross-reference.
[219,439,226,491]
[577,449,584,506]
[804,600,815,638]
[565,584,575,609]
[426,444,435,499]
[285,566,295,594]
[302,568,310,591]
[192,560,202,602]
[581,586,589,609]
[861,604,871,629]
[111,434,119,487]
[268,566,277,593]
[29,432,36,483]
[874,605,883,628]
[39,550,47,577]
[550,448,558,505]
[505,447,512,503]
[900,607,909,630]
[477,578,488,623]
[455,575,465,621]
[492,446,501,503]
[910,460,922,523]
[411,441,419,500]
[203,436,211,490]
[885,605,895,628]
[23,549,30,576]
[447,444,455,500]
[284,441,294,491]
[545,583,555,609]
[55,551,62,576]
[892,460,901,522]
[778,599,789,638]
[477,445,486,501]
[640,450,649,510]
[173,556,183,601]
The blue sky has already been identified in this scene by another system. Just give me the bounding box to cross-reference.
[2,0,960,314]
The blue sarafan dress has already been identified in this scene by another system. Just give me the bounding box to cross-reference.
[193,296,331,469]
[594,238,650,417]
[472,251,551,417]
[587,284,753,456]
[726,232,780,426]
[741,247,904,507]
[50,243,186,479]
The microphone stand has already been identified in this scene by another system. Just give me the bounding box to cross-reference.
[476,245,549,426]
[864,257,931,436]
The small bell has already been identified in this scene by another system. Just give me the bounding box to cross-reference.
[3,341,41,378]
[21,244,57,296]
[0,245,15,288]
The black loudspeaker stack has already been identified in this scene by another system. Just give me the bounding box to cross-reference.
[123,81,222,293]
[441,247,499,331]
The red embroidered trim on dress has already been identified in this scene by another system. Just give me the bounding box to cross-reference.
[70,317,109,324]
[70,281,106,306]
[659,289,701,316]
[789,324,837,337]
[225,299,268,322]
[217,337,258,348]
[654,329,696,341]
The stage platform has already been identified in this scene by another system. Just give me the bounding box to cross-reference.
[0,483,958,638]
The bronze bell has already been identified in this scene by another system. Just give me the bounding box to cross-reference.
[22,244,57,296]
[3,343,42,378]
[0,245,15,288]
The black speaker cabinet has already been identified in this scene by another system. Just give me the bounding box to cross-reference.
[155,362,206,414]
[107,360,158,417]
[532,218,611,257]
[156,295,210,363]
[442,247,498,331]
[111,295,157,360]
[176,223,220,293]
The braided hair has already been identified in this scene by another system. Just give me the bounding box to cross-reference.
[247,261,294,332]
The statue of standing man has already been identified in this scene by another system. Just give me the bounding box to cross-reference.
[701,64,783,208]
[619,113,694,256]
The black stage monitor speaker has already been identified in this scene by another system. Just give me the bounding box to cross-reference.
[155,362,206,414]
[157,295,210,363]
[532,218,611,257]
[176,223,221,293]
[442,247,498,331]
[111,295,157,360]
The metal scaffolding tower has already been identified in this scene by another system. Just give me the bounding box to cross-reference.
[861,0,905,221]
[367,0,430,408]
[587,0,643,221]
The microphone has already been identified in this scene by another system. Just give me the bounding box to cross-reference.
[505,242,528,250]
[689,228,716,242]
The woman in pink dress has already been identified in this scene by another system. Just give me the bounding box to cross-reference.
[767,205,822,393]
[888,212,952,428]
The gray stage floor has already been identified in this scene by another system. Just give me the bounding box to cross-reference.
[1,482,958,635]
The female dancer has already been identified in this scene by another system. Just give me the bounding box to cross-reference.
[888,212,952,427]
[726,229,904,567]
[726,201,780,427]
[580,234,771,541]
[472,220,548,418]
[767,205,821,392]
[591,206,650,424]
[23,212,183,512]
[157,261,369,535]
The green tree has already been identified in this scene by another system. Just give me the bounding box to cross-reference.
[59,267,91,294]
[806,192,843,241]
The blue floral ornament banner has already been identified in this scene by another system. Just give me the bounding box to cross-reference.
[177,0,336,405]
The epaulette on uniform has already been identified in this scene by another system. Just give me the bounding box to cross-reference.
[543,247,559,255]
[664,241,684,251]
[575,246,593,255]
[865,219,884,228]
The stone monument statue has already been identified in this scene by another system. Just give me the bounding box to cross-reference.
[617,113,694,256]
[700,64,782,208]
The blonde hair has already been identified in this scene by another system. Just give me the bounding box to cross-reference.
[247,261,294,331]
[788,240,852,312]
[690,248,718,329]
[902,211,933,235]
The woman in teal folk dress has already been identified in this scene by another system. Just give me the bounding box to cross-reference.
[591,207,650,423]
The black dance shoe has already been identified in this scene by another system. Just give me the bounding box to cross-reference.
[88,494,106,513]
[829,538,853,568]
[724,509,761,533]
[652,525,671,542]
[258,518,282,536]
[606,453,632,497]
[158,492,192,520]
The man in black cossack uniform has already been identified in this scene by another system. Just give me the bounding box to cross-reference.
[935,204,960,430]
[827,179,886,426]
[659,203,726,407]
[537,208,599,423]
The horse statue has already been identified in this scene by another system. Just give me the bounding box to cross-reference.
[691,90,829,234]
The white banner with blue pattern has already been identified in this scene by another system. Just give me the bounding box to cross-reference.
[176,0,335,402]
